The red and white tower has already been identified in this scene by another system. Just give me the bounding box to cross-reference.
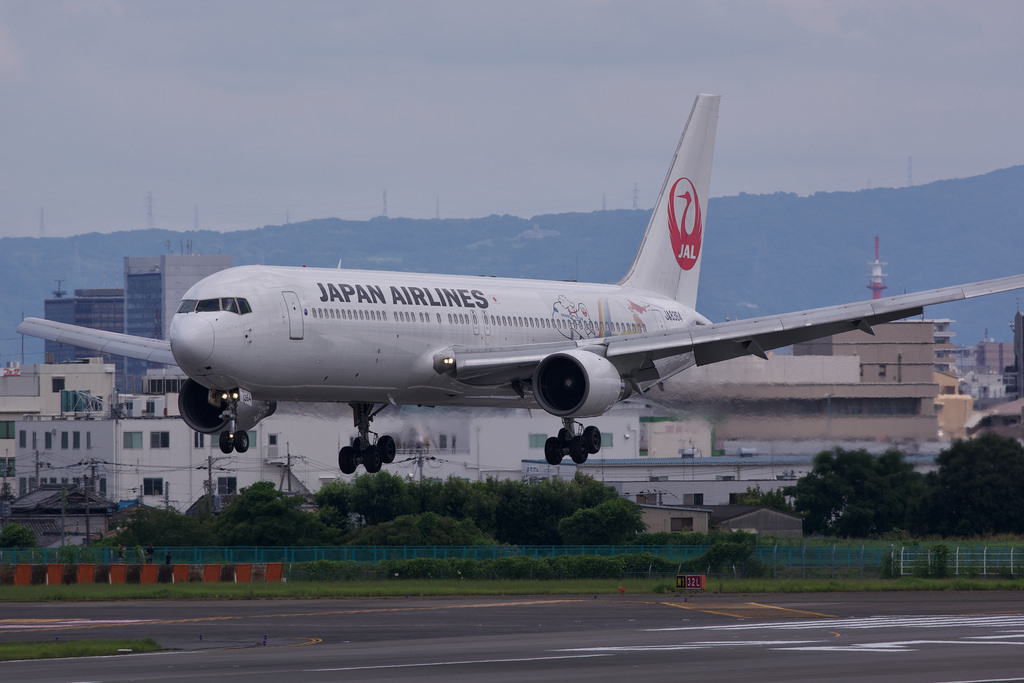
[867,236,887,300]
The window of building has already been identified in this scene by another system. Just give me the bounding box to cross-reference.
[143,477,163,496]
[671,517,694,532]
[17,428,25,446]
[528,434,547,448]
[32,431,37,449]
[52,377,65,393]
[439,434,447,449]
[150,431,170,448]
[60,431,69,449]
[44,431,52,449]
[123,431,143,449]
[72,432,81,449]
[194,431,204,448]
[217,477,237,495]
[86,432,92,449]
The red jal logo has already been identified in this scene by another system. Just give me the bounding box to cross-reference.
[667,177,701,270]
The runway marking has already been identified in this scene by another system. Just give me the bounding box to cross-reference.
[660,600,837,620]
[661,602,752,619]
[746,602,838,618]
[0,599,580,635]
[649,614,1024,633]
[307,653,610,672]
[561,640,821,653]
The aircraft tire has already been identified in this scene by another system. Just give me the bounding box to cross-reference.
[582,425,602,454]
[339,446,357,475]
[377,435,396,463]
[569,437,589,464]
[234,431,249,453]
[544,437,563,465]
[219,431,234,454]
[557,428,572,442]
[363,446,383,473]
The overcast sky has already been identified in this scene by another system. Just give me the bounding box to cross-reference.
[2,0,1022,238]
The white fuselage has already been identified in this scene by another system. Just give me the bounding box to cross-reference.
[169,265,706,408]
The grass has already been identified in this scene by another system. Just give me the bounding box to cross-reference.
[0,638,161,662]
[1,575,1024,602]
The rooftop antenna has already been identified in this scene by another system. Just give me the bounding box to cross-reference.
[53,279,66,298]
[867,236,887,300]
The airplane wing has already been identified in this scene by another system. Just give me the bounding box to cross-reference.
[16,317,176,366]
[608,273,1024,367]
[449,273,1024,386]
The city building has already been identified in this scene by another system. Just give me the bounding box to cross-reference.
[43,288,125,375]
[123,254,232,389]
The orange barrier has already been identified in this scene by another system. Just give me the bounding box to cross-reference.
[140,564,159,584]
[77,564,95,584]
[46,564,63,585]
[14,564,31,586]
[7,562,288,585]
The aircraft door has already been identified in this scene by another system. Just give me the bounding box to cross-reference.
[282,290,304,340]
[471,311,480,336]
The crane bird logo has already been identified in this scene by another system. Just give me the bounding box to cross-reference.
[667,177,702,271]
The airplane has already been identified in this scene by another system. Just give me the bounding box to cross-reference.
[18,94,1024,475]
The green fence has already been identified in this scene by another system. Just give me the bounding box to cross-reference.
[2,544,1022,580]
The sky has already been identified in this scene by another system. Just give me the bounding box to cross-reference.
[1,0,1023,238]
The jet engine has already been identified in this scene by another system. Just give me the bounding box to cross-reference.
[532,349,629,418]
[177,378,277,434]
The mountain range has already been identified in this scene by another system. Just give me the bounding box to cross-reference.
[3,165,1023,368]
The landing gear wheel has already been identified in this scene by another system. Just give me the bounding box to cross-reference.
[219,431,234,454]
[377,435,396,463]
[582,425,602,454]
[558,427,572,442]
[234,431,249,453]
[544,436,564,465]
[338,446,357,475]
[569,436,589,464]
[351,436,365,452]
[363,446,383,473]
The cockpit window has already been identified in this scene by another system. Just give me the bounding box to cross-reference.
[182,297,252,315]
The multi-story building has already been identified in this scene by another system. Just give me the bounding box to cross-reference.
[43,288,125,375]
[123,254,232,390]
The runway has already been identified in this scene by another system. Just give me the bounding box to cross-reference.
[2,591,1024,682]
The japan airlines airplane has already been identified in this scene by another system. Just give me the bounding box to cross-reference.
[18,94,1024,474]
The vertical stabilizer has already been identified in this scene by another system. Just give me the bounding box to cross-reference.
[620,94,719,309]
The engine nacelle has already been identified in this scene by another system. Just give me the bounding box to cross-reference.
[178,378,277,434]
[532,349,629,418]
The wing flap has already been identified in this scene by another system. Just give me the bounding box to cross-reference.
[17,317,176,366]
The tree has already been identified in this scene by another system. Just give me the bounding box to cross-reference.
[785,448,921,537]
[913,434,1024,536]
[557,497,645,545]
[215,481,339,546]
[347,471,418,526]
[342,512,496,546]
[733,486,796,514]
[107,507,217,547]
[0,523,36,548]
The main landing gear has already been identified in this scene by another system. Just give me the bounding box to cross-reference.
[544,418,601,466]
[338,402,397,474]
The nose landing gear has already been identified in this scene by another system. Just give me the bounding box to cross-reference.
[338,403,397,474]
[217,390,249,453]
[543,419,601,465]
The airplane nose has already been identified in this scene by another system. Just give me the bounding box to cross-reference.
[170,315,216,369]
